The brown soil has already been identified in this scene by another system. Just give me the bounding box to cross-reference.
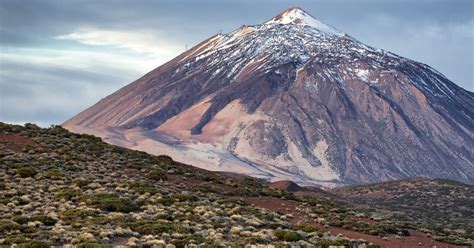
[269,180,304,192]
[0,133,36,152]
[165,170,468,248]
[239,196,468,248]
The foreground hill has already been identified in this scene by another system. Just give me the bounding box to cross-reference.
[332,179,474,245]
[1,122,473,247]
[63,7,474,186]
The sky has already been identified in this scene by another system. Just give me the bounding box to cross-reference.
[1,0,473,127]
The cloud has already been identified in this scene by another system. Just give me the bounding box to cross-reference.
[0,47,165,126]
[1,26,188,126]
[55,28,183,58]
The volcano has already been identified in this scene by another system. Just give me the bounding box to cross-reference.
[63,7,474,186]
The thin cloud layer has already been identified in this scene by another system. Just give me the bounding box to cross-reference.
[55,28,182,58]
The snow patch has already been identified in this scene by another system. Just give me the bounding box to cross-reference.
[265,7,345,37]
[355,69,370,82]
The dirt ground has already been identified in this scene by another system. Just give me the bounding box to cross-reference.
[0,133,36,152]
[242,196,469,248]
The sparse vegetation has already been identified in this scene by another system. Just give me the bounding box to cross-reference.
[88,193,138,213]
[44,168,66,179]
[333,179,474,245]
[274,230,303,241]
[16,166,37,178]
[0,122,471,247]
[16,240,50,248]
[147,168,167,181]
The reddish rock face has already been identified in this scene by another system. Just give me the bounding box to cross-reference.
[63,7,474,186]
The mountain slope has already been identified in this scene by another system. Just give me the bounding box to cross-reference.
[63,7,474,186]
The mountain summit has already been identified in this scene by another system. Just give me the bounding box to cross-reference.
[265,7,344,36]
[63,7,474,186]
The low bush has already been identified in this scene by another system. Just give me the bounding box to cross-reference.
[16,240,50,248]
[12,216,30,225]
[315,239,352,247]
[129,181,159,194]
[60,209,96,220]
[16,166,37,178]
[10,215,56,226]
[73,178,92,188]
[157,194,198,207]
[44,169,66,179]
[0,220,20,232]
[132,222,172,235]
[147,169,167,181]
[3,236,29,245]
[76,243,113,248]
[32,215,57,226]
[297,223,319,233]
[274,230,303,241]
[155,155,173,168]
[54,188,81,201]
[89,193,138,213]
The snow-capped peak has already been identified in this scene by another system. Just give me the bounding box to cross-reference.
[265,7,345,37]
